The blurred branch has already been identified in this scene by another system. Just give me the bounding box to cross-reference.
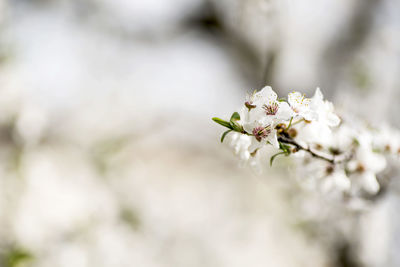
[320,0,380,96]
[184,0,271,89]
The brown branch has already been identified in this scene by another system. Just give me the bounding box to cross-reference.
[278,136,335,164]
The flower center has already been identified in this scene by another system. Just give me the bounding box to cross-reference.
[263,102,279,115]
[356,163,365,173]
[252,126,271,142]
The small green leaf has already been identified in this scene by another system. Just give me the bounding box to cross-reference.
[352,138,360,146]
[212,117,233,129]
[372,148,381,153]
[4,247,33,267]
[230,112,240,122]
[221,130,233,143]
[270,152,286,166]
[278,142,291,155]
[277,98,287,102]
[230,121,244,133]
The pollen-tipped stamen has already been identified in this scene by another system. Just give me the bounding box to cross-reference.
[252,126,271,142]
[263,102,279,115]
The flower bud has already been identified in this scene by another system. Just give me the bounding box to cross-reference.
[315,144,323,150]
[329,147,341,155]
[326,165,334,175]
[385,145,391,152]
[288,128,297,138]
[245,101,256,111]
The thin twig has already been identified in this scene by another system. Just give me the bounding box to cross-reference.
[278,136,335,164]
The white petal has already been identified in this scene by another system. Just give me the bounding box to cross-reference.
[302,109,318,121]
[313,87,324,102]
[247,108,265,123]
[359,148,387,172]
[259,86,277,102]
[276,102,294,121]
[267,131,279,148]
[243,121,257,134]
[288,91,302,107]
[333,172,351,191]
[253,86,277,106]
[248,137,264,153]
[362,172,380,194]
[326,113,341,127]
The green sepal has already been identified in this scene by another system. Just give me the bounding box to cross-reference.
[279,142,291,155]
[270,152,286,166]
[221,130,233,143]
[352,138,360,146]
[230,112,241,122]
[212,117,233,129]
[230,121,244,133]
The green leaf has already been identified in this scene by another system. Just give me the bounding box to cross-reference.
[230,121,244,133]
[352,138,360,146]
[230,112,240,122]
[212,117,233,129]
[4,248,33,267]
[221,130,233,143]
[278,142,291,155]
[270,152,286,166]
[277,98,287,102]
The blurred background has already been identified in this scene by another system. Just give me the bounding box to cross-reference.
[0,0,399,266]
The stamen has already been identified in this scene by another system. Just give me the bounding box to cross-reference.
[263,102,279,115]
[252,126,271,142]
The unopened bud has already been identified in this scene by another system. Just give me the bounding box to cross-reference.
[315,144,323,150]
[329,147,341,155]
[245,101,256,110]
[275,123,286,130]
[326,165,334,175]
[288,128,297,138]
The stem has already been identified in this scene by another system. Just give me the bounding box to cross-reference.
[278,136,335,164]
[290,118,305,127]
[227,123,345,164]
[287,117,294,129]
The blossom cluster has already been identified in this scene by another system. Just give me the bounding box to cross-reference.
[213,86,400,198]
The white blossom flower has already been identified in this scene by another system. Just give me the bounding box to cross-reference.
[243,121,279,149]
[297,160,350,194]
[310,88,340,127]
[322,169,351,193]
[246,86,293,125]
[347,133,387,194]
[288,91,316,121]
[227,132,252,161]
[292,88,341,145]
[372,124,400,156]
[214,85,400,201]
